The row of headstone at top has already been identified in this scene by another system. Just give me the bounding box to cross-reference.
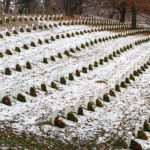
[0,14,64,24]
[82,13,120,23]
[0,13,129,27]
[81,14,147,29]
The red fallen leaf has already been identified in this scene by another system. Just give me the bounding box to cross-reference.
[55,117,63,125]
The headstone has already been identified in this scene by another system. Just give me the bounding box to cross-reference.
[141,116,146,129]
[135,123,139,137]
[127,132,132,148]
[51,110,58,125]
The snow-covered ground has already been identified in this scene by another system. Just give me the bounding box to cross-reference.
[0,20,150,149]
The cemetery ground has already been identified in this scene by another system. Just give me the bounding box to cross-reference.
[0,14,150,149]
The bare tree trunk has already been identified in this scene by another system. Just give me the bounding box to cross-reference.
[131,1,137,29]
[44,0,52,14]
[4,0,11,14]
[119,7,126,23]
[63,0,83,17]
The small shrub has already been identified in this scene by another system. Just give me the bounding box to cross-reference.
[147,61,150,66]
[88,64,93,70]
[26,28,31,32]
[18,17,22,22]
[104,56,108,62]
[90,41,94,45]
[112,138,128,149]
[56,35,60,39]
[87,102,95,111]
[103,94,110,102]
[120,81,127,88]
[51,56,55,61]
[67,112,78,122]
[38,39,42,44]
[16,64,22,72]
[116,50,121,55]
[71,33,74,37]
[133,70,139,76]
[69,73,74,81]
[60,77,66,85]
[75,31,79,35]
[81,44,85,49]
[78,106,84,115]
[23,44,29,50]
[82,67,87,73]
[33,26,36,30]
[94,61,98,67]
[43,58,48,64]
[125,78,130,84]
[76,70,80,77]
[113,52,117,57]
[5,49,12,55]
[24,18,28,22]
[64,50,70,57]
[44,25,48,29]
[80,31,84,35]
[0,34,3,38]
[58,53,62,58]
[53,23,57,27]
[5,68,11,75]
[31,41,36,47]
[41,84,47,92]
[96,99,103,107]
[20,27,24,32]
[51,82,58,89]
[45,39,49,43]
[70,48,75,53]
[6,32,11,36]
[120,48,124,53]
[109,90,116,97]
[129,74,135,81]
[17,94,26,102]
[66,33,71,38]
[109,54,113,60]
[144,121,150,132]
[61,34,65,38]
[138,130,148,140]
[0,52,3,58]
[26,61,32,69]
[99,59,103,65]
[51,36,55,41]
[141,66,145,72]
[30,87,37,97]
[0,19,2,24]
[2,96,11,106]
[137,69,142,74]
[13,30,18,34]
[76,46,81,51]
[115,84,121,92]
[94,39,97,44]
[144,64,148,69]
[98,38,102,42]
[15,47,21,52]
[85,42,89,47]
[39,25,43,29]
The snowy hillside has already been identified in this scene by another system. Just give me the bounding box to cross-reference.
[0,15,150,149]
